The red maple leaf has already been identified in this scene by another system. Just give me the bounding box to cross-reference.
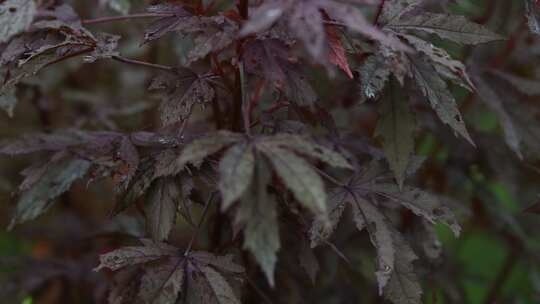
[325,20,353,79]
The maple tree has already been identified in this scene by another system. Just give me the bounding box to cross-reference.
[1,0,540,303]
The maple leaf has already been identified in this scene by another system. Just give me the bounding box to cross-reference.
[409,55,474,145]
[361,2,506,147]
[255,138,333,216]
[142,3,191,43]
[185,131,350,214]
[114,156,157,215]
[357,54,392,101]
[325,21,353,78]
[219,142,255,211]
[83,32,120,63]
[383,231,423,304]
[0,11,101,113]
[243,38,289,86]
[309,189,347,247]
[0,130,149,222]
[379,0,424,25]
[178,131,350,285]
[399,34,474,89]
[0,0,36,43]
[375,80,416,189]
[387,12,503,45]
[525,0,540,35]
[145,177,187,241]
[117,135,140,188]
[9,157,91,229]
[243,38,320,106]
[233,155,280,286]
[241,0,409,64]
[176,131,244,170]
[95,241,244,304]
[185,15,238,64]
[309,160,460,296]
[149,68,216,127]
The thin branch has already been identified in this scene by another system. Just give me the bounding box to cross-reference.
[44,47,94,67]
[111,55,174,72]
[373,0,386,25]
[239,61,252,136]
[324,20,347,28]
[312,166,346,187]
[81,13,173,25]
[323,240,351,265]
[184,192,215,256]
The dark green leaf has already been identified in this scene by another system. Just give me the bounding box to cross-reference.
[176,131,243,169]
[145,177,182,241]
[375,82,415,189]
[258,143,328,216]
[370,183,462,236]
[351,195,395,294]
[309,189,347,247]
[219,143,255,211]
[0,0,36,43]
[357,55,391,101]
[137,260,185,304]
[9,157,91,229]
[200,265,241,304]
[234,156,280,286]
[263,134,352,169]
[410,56,474,145]
[525,0,540,35]
[380,0,423,25]
[383,232,422,304]
[388,13,503,45]
[95,241,177,271]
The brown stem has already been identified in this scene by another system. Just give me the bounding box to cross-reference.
[81,13,173,25]
[238,0,249,19]
[111,55,174,72]
[44,47,94,67]
[239,62,252,136]
[232,68,244,132]
[373,0,385,25]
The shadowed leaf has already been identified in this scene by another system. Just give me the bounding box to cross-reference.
[219,143,255,211]
[0,0,36,43]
